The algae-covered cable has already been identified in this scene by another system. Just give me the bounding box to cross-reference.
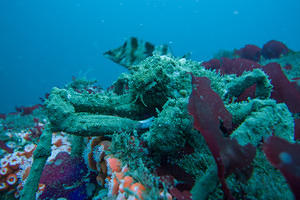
[224,69,272,100]
[51,114,151,137]
[46,87,152,136]
[20,124,52,200]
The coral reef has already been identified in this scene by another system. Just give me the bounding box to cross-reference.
[1,39,299,200]
[42,52,296,199]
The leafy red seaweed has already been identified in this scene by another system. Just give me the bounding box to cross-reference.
[263,136,300,199]
[234,44,261,62]
[0,113,6,120]
[261,40,289,59]
[188,75,256,200]
[15,104,42,115]
[294,119,300,141]
[202,57,261,76]
[262,63,300,113]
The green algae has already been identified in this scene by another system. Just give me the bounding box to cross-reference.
[228,99,294,146]
[45,88,142,136]
[41,54,296,199]
[20,124,52,200]
[109,131,154,170]
[142,98,192,153]
[70,135,85,158]
[224,68,273,100]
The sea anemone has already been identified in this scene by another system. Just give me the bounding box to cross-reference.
[6,173,18,186]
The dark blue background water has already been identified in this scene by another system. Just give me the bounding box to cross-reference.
[0,0,299,113]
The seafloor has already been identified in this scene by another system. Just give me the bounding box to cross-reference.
[0,39,299,200]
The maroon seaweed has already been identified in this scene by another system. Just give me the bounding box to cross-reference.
[294,119,300,141]
[0,113,6,120]
[202,58,221,71]
[263,136,300,199]
[262,63,300,113]
[16,104,42,115]
[235,44,261,62]
[220,58,261,76]
[202,58,261,76]
[261,40,289,59]
[188,75,256,199]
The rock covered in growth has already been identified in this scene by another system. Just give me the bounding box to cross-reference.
[142,98,192,153]
[224,69,273,101]
[228,99,294,146]
[45,55,226,138]
[127,55,226,110]
[43,51,296,199]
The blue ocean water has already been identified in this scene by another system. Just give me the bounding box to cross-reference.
[0,0,299,113]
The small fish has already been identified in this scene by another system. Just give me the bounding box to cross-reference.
[103,37,172,69]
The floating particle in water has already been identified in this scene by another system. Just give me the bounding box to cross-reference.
[233,10,239,15]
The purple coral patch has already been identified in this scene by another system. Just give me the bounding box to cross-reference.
[39,152,90,199]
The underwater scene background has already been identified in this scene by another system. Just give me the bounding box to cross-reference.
[1,0,300,112]
[0,0,300,200]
